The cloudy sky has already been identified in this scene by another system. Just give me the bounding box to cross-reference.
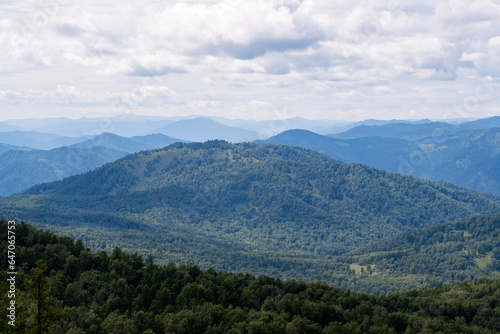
[1,0,499,121]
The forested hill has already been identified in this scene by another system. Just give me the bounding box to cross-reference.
[2,141,500,290]
[1,220,499,334]
[337,212,500,293]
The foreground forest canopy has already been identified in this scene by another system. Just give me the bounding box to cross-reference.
[2,141,499,293]
[1,220,499,334]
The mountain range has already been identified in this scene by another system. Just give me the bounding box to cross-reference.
[2,116,174,137]
[0,146,126,197]
[153,117,260,142]
[0,116,499,198]
[0,133,183,196]
[2,141,499,292]
[260,124,500,195]
[2,115,478,140]
[0,131,87,150]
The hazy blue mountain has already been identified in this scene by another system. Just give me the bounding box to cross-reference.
[256,129,351,161]
[321,118,435,135]
[129,133,187,148]
[452,155,500,195]
[3,117,75,129]
[4,115,498,140]
[2,142,498,286]
[0,142,31,155]
[257,129,421,172]
[263,127,500,195]
[0,146,127,196]
[331,122,458,140]
[0,133,184,196]
[0,131,87,150]
[212,117,346,136]
[71,132,183,153]
[330,117,500,140]
[153,117,259,142]
[459,116,500,129]
[0,121,23,132]
[4,115,174,137]
[414,127,500,183]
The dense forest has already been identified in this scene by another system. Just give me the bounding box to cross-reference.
[1,142,499,293]
[261,126,500,195]
[1,220,500,333]
[336,213,500,293]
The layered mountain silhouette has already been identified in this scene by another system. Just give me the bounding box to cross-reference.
[3,141,498,288]
[0,133,184,196]
[260,125,500,195]
[153,117,259,142]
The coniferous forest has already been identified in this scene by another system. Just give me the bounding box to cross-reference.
[1,220,499,334]
[2,142,499,294]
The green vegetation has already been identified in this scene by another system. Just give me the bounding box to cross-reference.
[1,220,500,334]
[2,141,499,293]
[0,133,182,196]
[263,126,500,195]
[337,213,500,293]
[0,146,126,196]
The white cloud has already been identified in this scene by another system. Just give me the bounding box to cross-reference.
[56,84,82,97]
[333,90,365,99]
[1,0,500,120]
[373,85,395,93]
[138,85,177,98]
[461,36,500,76]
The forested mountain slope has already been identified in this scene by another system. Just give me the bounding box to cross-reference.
[2,141,499,290]
[261,127,500,195]
[71,132,182,153]
[0,146,127,196]
[338,213,500,293]
[1,220,499,334]
[258,129,421,172]
[0,133,184,196]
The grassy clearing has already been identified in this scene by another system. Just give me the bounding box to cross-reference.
[474,252,493,270]
[350,264,374,275]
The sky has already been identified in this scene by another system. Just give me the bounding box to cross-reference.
[1,0,500,121]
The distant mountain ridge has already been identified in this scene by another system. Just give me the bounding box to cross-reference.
[3,141,499,289]
[2,115,500,196]
[261,125,500,195]
[0,146,127,196]
[0,133,184,196]
[153,117,260,142]
[3,115,174,137]
[71,132,183,153]
[257,129,421,172]
[331,122,458,140]
[2,114,498,141]
[0,131,87,150]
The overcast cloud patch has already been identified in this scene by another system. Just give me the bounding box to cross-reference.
[1,0,500,121]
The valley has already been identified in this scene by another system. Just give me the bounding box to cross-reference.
[1,140,499,293]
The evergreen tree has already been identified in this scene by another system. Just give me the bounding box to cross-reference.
[26,260,60,334]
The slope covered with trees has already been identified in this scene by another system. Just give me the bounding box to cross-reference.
[0,133,183,196]
[1,220,499,334]
[337,213,500,293]
[0,146,127,196]
[261,127,500,195]
[2,142,499,291]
